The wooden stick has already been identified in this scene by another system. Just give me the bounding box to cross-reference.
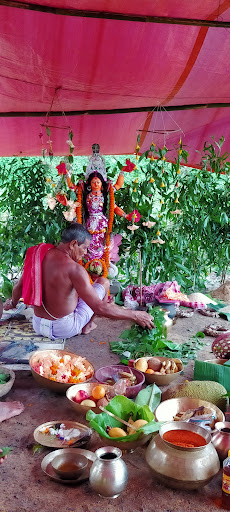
[99,406,138,431]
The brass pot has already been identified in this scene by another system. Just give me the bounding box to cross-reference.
[146,421,220,490]
[211,421,230,461]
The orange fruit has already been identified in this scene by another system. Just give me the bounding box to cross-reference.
[92,385,106,400]
[145,369,154,374]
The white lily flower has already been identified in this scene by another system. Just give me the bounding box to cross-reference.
[47,196,57,210]
[142,221,156,228]
[152,238,165,245]
[67,200,75,208]
[63,209,76,221]
[66,140,75,148]
[127,225,139,231]
[171,209,182,215]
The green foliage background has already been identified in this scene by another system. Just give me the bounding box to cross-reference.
[0,137,229,298]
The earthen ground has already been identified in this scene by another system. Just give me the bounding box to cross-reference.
[0,311,230,512]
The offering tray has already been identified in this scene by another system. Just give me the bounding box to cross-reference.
[41,448,96,484]
[34,420,92,448]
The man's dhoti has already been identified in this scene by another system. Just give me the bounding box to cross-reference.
[32,283,105,340]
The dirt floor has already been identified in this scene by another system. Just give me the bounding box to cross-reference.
[1,311,230,512]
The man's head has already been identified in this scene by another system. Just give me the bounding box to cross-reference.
[61,223,92,261]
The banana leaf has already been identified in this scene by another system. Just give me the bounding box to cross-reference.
[86,395,161,442]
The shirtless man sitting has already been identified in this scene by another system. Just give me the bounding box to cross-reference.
[4,223,154,339]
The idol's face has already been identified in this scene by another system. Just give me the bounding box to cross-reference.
[91,176,102,192]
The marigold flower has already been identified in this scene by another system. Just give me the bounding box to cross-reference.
[162,157,166,161]
[160,182,165,188]
[156,230,161,236]
[133,188,137,192]
[179,149,182,155]
[150,156,155,161]
[160,199,164,204]
[135,145,140,152]
[150,177,155,183]
[177,169,181,174]
[175,198,179,203]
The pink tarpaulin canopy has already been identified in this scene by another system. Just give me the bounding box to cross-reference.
[1,1,230,166]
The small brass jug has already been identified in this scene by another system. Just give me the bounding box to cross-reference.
[211,421,230,461]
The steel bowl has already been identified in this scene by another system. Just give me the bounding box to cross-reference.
[66,382,113,414]
[155,397,225,423]
[51,452,88,479]
[29,349,94,393]
[134,356,183,386]
[95,365,144,398]
[0,365,15,397]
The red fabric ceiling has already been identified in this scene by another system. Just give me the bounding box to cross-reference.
[1,1,230,166]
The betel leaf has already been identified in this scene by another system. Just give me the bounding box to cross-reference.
[135,384,161,413]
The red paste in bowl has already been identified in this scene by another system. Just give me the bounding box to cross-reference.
[163,429,207,448]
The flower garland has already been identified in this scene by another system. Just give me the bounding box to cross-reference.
[76,185,82,224]
[103,183,115,268]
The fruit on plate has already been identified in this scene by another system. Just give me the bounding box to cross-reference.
[127,419,148,435]
[135,357,182,375]
[108,427,127,438]
[72,384,108,408]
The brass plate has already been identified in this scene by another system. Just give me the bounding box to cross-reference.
[34,420,92,448]
[41,448,96,484]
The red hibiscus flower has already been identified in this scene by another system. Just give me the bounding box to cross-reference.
[56,162,67,175]
[126,209,141,223]
[122,159,136,173]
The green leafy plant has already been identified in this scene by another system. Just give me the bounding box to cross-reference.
[110,307,206,361]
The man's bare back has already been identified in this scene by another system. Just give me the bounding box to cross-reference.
[4,224,155,334]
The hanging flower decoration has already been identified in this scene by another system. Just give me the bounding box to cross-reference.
[127,225,139,231]
[142,221,156,228]
[126,209,141,223]
[47,195,57,210]
[56,162,68,175]
[171,209,182,215]
[122,159,136,173]
[152,238,165,246]
[63,209,76,222]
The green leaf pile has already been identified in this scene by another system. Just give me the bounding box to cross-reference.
[110,306,206,362]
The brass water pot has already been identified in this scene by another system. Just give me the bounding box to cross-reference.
[146,421,220,490]
[211,421,230,461]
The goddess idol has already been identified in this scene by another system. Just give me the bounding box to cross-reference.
[76,144,134,275]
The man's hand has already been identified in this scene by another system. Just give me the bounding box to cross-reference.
[134,311,155,329]
[3,298,15,311]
